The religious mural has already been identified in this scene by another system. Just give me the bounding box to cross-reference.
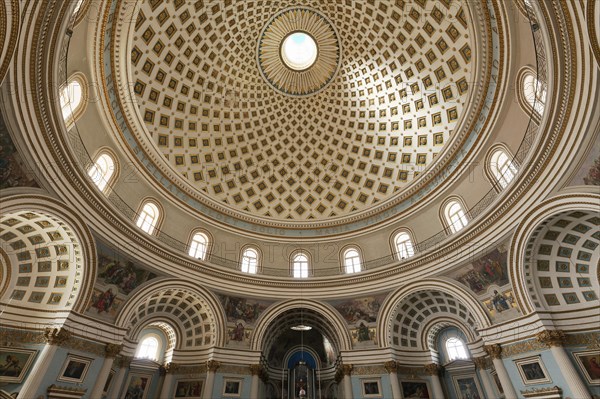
[85,239,160,321]
[0,115,38,189]
[327,293,388,346]
[446,246,520,322]
[218,294,274,346]
[569,135,600,186]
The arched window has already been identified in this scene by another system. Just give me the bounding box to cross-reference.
[445,200,468,233]
[241,247,259,274]
[489,149,517,189]
[523,72,547,116]
[343,248,361,274]
[136,202,160,235]
[136,336,159,361]
[59,78,84,125]
[445,337,469,361]
[394,232,415,260]
[87,153,116,192]
[189,232,209,260]
[292,252,309,278]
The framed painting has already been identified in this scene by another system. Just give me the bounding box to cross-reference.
[573,350,600,385]
[400,380,430,398]
[122,372,153,399]
[452,374,484,399]
[222,378,242,397]
[174,379,204,398]
[361,379,382,397]
[514,356,552,385]
[0,347,37,383]
[57,355,93,383]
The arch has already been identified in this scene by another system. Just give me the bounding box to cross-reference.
[240,245,261,274]
[0,191,96,315]
[377,279,491,349]
[116,278,226,347]
[516,66,547,123]
[135,198,164,236]
[290,250,311,278]
[390,228,417,260]
[251,299,353,353]
[340,245,362,274]
[423,318,476,352]
[59,72,88,128]
[509,193,600,314]
[484,143,518,191]
[439,196,469,234]
[87,147,119,193]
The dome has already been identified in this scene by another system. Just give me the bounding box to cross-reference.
[118,0,486,232]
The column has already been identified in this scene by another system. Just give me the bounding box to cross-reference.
[473,357,495,399]
[202,360,220,399]
[89,343,123,399]
[536,330,591,399]
[384,361,401,399]
[249,364,262,399]
[18,328,70,399]
[109,356,131,399]
[159,363,179,398]
[341,364,353,399]
[484,344,518,399]
[424,363,445,399]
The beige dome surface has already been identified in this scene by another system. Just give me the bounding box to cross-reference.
[130,0,474,221]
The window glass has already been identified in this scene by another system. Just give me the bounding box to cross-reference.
[136,336,159,360]
[60,80,83,122]
[523,73,546,115]
[241,248,258,274]
[490,150,517,188]
[344,249,361,274]
[446,201,468,233]
[395,233,415,259]
[87,153,115,192]
[446,337,469,361]
[293,253,309,278]
[137,202,160,235]
[189,233,208,259]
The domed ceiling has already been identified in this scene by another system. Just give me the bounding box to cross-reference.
[128,0,476,222]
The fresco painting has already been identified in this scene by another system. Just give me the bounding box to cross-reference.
[219,295,273,324]
[448,248,508,295]
[482,289,520,322]
[328,293,388,324]
[0,115,38,189]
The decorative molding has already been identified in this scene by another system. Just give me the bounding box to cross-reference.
[249,364,262,376]
[521,385,562,398]
[174,364,208,375]
[500,340,546,358]
[44,327,71,346]
[46,384,87,399]
[565,331,600,349]
[116,356,132,369]
[352,365,387,375]
[396,366,428,377]
[536,330,566,348]
[341,364,353,376]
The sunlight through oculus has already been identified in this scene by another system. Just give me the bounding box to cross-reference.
[281,32,318,71]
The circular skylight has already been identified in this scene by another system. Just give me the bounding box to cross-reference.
[280,32,318,71]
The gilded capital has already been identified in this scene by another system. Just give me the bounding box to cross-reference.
[207,360,221,372]
[424,363,441,376]
[166,362,180,374]
[44,327,71,346]
[383,360,398,373]
[105,343,123,358]
[536,330,566,347]
[473,357,489,370]
[341,364,353,376]
[249,364,262,375]
[483,344,502,359]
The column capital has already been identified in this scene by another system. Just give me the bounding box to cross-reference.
[105,343,123,358]
[424,363,442,376]
[383,360,398,373]
[166,362,180,374]
[43,327,71,346]
[483,344,502,359]
[341,364,353,376]
[207,360,221,372]
[473,356,490,370]
[249,364,262,376]
[117,356,132,368]
[536,330,566,347]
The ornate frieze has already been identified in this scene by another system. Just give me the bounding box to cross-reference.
[536,330,566,348]
[483,344,503,359]
[473,356,491,370]
[424,363,442,376]
[352,365,387,375]
[105,343,123,358]
[207,360,221,372]
[383,361,398,374]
